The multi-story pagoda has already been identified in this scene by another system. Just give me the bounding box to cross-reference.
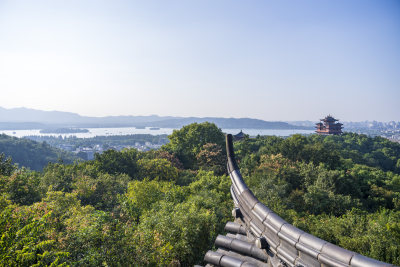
[316,115,343,135]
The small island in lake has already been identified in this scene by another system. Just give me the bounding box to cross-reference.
[40,128,90,134]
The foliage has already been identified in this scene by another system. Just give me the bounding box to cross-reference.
[196,143,226,175]
[0,200,68,266]
[94,148,139,178]
[0,153,15,176]
[134,200,219,266]
[1,125,400,265]
[163,122,225,169]
[235,133,400,264]
[39,191,134,266]
[129,171,231,266]
[40,162,98,193]
[0,134,78,171]
[292,208,400,265]
[151,150,184,169]
[121,179,187,221]
[72,172,130,211]
[137,158,179,181]
[0,170,41,205]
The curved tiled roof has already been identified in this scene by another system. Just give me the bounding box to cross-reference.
[202,134,394,267]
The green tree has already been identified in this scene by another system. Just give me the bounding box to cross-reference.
[40,162,98,193]
[0,134,78,171]
[0,199,68,266]
[134,200,220,266]
[94,149,139,178]
[196,143,226,175]
[163,122,225,169]
[0,153,15,176]
[72,172,130,211]
[137,158,179,181]
[121,179,186,221]
[0,170,41,205]
[132,171,231,266]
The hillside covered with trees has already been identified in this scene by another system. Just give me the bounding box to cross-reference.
[0,134,79,170]
[0,123,399,266]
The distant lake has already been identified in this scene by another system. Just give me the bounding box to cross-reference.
[1,127,315,138]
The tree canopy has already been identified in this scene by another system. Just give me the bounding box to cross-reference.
[0,127,399,265]
[0,134,78,171]
[163,122,225,169]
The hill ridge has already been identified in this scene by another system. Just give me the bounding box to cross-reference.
[0,107,311,130]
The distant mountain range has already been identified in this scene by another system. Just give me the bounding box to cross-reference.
[0,107,311,130]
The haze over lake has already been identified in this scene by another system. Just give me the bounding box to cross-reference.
[1,127,315,138]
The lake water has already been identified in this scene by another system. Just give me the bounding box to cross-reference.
[0,127,315,138]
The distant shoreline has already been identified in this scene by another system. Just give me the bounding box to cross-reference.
[1,127,315,138]
[39,128,90,134]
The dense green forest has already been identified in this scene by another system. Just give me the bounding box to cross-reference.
[0,123,399,266]
[235,133,400,264]
[0,134,79,170]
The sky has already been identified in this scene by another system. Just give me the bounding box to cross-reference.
[0,0,399,121]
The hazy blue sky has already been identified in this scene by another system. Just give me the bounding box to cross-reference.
[0,0,399,121]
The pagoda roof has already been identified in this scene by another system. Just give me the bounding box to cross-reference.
[234,130,245,138]
[315,115,343,135]
[321,115,338,122]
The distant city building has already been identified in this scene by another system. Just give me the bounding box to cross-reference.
[233,130,245,140]
[316,115,343,135]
